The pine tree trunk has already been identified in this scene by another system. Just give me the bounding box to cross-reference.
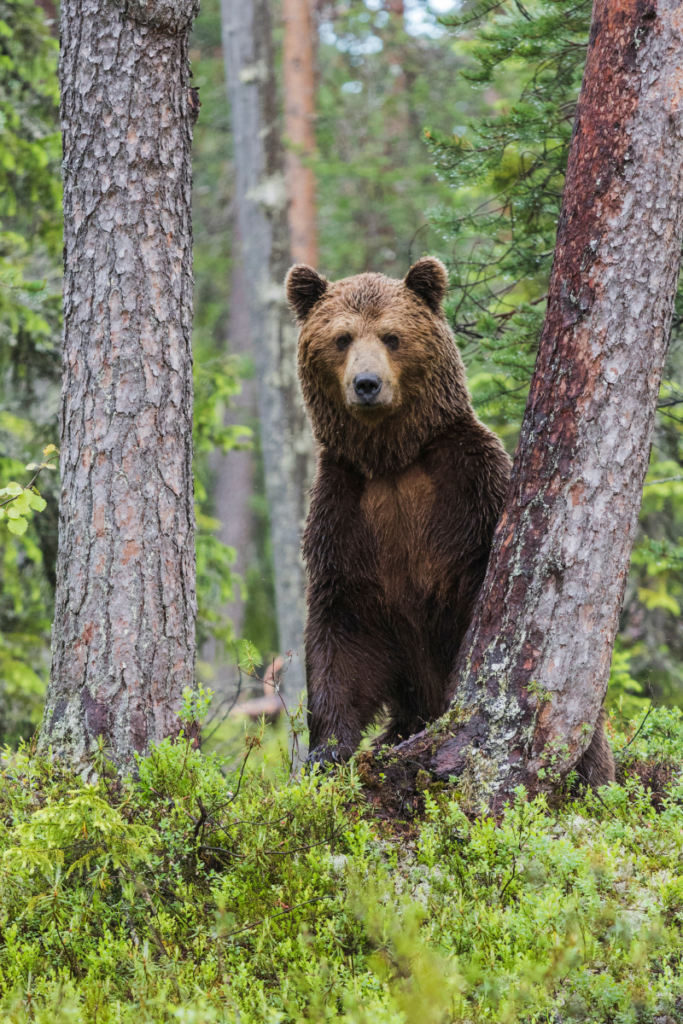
[39,0,200,771]
[371,0,683,812]
[221,0,313,702]
[283,0,318,267]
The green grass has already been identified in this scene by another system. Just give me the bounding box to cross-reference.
[1,707,683,1023]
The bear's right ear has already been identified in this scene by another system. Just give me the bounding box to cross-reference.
[286,264,329,320]
[404,257,448,312]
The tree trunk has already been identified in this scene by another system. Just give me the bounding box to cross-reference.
[370,0,683,813]
[211,235,256,647]
[283,0,318,267]
[39,0,200,771]
[221,0,313,702]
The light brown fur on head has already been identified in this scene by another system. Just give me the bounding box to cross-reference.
[286,258,473,477]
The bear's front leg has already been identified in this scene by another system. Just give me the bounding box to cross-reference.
[305,600,395,767]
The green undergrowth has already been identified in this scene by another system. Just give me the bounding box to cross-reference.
[1,709,683,1023]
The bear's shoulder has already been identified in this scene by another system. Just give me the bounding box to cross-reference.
[423,419,511,479]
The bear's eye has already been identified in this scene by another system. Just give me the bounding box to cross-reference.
[335,333,353,351]
[383,334,400,352]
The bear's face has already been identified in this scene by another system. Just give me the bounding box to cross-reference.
[303,303,410,421]
[287,258,450,425]
[287,258,472,475]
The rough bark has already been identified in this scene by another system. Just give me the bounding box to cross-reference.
[221,0,314,701]
[283,0,318,267]
[39,0,200,771]
[369,0,683,813]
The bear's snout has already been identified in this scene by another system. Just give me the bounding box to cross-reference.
[342,334,396,413]
[353,373,382,403]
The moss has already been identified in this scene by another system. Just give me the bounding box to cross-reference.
[1,707,683,1022]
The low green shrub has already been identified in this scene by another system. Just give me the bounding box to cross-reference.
[1,708,683,1023]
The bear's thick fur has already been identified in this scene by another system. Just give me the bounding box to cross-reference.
[287,257,615,788]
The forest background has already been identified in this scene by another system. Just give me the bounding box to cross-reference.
[2,0,682,750]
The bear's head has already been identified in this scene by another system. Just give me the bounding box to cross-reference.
[287,257,473,476]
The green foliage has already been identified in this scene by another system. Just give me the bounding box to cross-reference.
[7,789,155,877]
[0,444,54,742]
[0,443,56,747]
[178,683,215,733]
[0,0,61,362]
[192,351,250,662]
[236,639,261,676]
[0,442,56,536]
[612,703,683,763]
[606,637,649,722]
[1,709,683,1021]
[427,0,591,426]
[0,0,61,747]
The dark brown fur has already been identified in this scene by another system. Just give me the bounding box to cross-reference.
[288,258,613,787]
[574,708,616,789]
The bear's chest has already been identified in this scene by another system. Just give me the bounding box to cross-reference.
[360,464,449,607]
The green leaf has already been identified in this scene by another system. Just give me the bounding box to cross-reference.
[22,278,47,293]
[237,639,262,675]
[28,491,47,512]
[7,516,28,536]
[11,491,31,515]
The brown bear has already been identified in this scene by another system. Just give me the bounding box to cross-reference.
[287,257,615,788]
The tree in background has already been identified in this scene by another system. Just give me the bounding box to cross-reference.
[220,0,315,703]
[187,0,257,681]
[375,0,683,810]
[39,0,201,770]
[284,0,318,267]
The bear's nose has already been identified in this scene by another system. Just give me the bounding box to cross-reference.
[353,373,382,402]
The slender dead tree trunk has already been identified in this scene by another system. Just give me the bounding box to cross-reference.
[370,0,683,812]
[283,0,318,267]
[221,0,313,701]
[211,236,256,647]
[39,0,200,771]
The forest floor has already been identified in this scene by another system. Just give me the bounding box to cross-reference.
[1,707,682,1023]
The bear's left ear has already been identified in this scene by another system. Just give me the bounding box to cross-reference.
[404,257,448,312]
[286,264,329,320]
